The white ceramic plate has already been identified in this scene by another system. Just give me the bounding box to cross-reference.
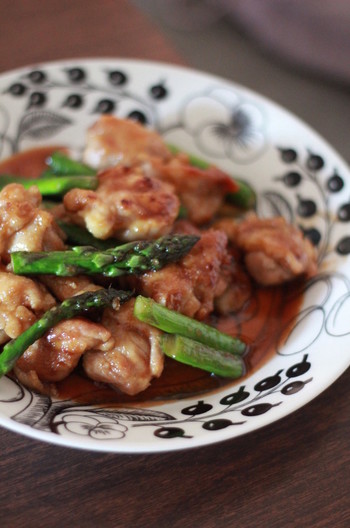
[0,58,349,453]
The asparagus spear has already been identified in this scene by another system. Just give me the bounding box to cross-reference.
[46,151,96,176]
[161,334,244,378]
[0,288,131,377]
[58,220,120,250]
[0,174,98,195]
[225,179,256,210]
[167,143,256,209]
[10,234,200,277]
[133,295,246,356]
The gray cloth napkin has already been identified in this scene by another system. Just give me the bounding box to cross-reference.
[219,0,350,84]
[144,0,350,84]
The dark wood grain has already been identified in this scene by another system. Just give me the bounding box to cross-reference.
[0,0,183,73]
[1,368,349,528]
[0,2,349,527]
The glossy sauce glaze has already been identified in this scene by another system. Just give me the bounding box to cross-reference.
[0,146,64,178]
[0,147,305,405]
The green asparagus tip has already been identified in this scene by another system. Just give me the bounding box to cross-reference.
[10,234,200,277]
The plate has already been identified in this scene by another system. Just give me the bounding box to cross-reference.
[0,58,349,453]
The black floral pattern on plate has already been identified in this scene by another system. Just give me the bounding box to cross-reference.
[0,354,312,442]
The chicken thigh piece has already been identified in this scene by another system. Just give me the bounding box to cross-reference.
[14,317,115,394]
[153,156,238,225]
[63,165,180,241]
[0,270,55,345]
[218,215,318,286]
[0,183,65,263]
[127,228,232,320]
[40,275,103,302]
[83,299,164,396]
[83,115,171,169]
[82,116,238,226]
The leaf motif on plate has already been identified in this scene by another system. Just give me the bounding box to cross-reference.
[50,406,176,439]
[15,397,52,427]
[95,408,175,422]
[16,110,71,141]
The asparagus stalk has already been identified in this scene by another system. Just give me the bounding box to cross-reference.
[11,234,200,277]
[46,151,96,176]
[0,288,131,377]
[57,221,120,250]
[133,295,246,356]
[0,174,98,195]
[167,143,256,210]
[225,179,256,210]
[161,334,244,378]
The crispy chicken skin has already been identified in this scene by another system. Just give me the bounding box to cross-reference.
[0,184,65,263]
[217,215,317,286]
[63,165,180,240]
[83,299,164,395]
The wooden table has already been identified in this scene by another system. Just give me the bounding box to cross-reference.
[0,2,349,527]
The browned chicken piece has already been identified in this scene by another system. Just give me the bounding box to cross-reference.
[214,248,252,314]
[153,156,238,225]
[172,222,252,314]
[14,317,115,394]
[83,115,171,169]
[212,217,239,241]
[40,275,102,301]
[0,183,65,263]
[171,218,202,236]
[0,270,55,345]
[83,299,164,396]
[63,164,180,240]
[223,214,318,286]
[127,229,232,320]
[82,116,238,225]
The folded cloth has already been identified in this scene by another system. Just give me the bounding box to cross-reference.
[219,0,350,84]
